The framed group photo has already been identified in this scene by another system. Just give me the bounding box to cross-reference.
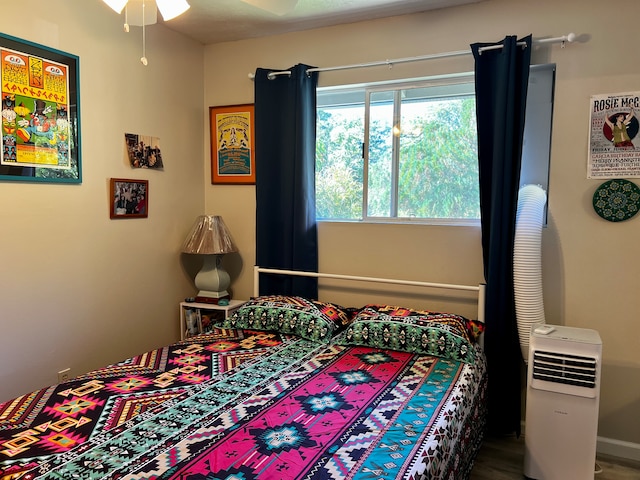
[0,32,81,184]
[109,178,148,219]
[209,103,255,184]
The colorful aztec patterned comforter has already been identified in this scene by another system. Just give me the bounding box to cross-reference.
[0,328,487,480]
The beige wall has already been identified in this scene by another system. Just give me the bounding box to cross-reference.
[0,0,638,458]
[204,0,640,450]
[0,2,204,401]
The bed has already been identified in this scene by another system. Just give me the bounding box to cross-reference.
[0,267,487,480]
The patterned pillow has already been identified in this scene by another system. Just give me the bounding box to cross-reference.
[357,304,485,343]
[331,305,480,364]
[222,295,351,343]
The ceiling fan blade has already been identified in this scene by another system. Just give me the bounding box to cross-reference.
[156,0,190,20]
[240,0,298,16]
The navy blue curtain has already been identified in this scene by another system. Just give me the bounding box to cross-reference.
[471,35,532,436]
[254,64,319,297]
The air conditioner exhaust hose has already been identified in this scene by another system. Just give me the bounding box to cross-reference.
[514,184,547,361]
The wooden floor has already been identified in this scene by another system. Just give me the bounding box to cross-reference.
[470,434,640,479]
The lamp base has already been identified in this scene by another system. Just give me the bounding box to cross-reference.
[193,255,232,304]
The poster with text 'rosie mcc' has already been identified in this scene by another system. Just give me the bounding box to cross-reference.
[588,92,640,178]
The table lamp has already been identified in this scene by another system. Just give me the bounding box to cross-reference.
[181,215,238,303]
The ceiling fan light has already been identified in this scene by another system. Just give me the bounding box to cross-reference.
[102,0,129,14]
[156,0,190,21]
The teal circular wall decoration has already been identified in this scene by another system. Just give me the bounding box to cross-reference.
[592,179,640,222]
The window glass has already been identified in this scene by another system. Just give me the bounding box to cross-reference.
[367,90,394,217]
[316,99,364,220]
[316,64,555,224]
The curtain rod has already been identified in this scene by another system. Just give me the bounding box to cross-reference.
[248,33,576,80]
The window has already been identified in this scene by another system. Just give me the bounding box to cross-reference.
[316,64,555,224]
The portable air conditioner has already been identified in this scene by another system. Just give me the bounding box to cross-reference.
[524,325,602,480]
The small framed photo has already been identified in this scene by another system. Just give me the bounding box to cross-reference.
[125,132,163,169]
[209,103,255,184]
[109,178,148,219]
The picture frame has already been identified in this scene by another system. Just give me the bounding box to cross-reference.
[184,308,202,338]
[109,178,149,219]
[210,103,255,184]
[0,32,81,184]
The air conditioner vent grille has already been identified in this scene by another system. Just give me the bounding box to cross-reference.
[532,350,597,389]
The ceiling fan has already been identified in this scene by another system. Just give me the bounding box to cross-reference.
[101,0,299,64]
[102,0,190,21]
[102,0,300,20]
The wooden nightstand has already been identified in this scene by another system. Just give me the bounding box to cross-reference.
[179,300,246,340]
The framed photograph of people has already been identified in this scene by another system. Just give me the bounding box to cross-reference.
[209,104,255,184]
[1,32,81,184]
[109,178,149,219]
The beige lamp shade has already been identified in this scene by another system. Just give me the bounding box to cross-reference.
[181,215,238,255]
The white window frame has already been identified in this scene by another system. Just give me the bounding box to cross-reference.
[316,64,555,226]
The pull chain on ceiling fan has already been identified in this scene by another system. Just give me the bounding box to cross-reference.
[101,0,300,64]
[102,0,191,65]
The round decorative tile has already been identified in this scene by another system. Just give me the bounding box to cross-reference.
[592,179,640,222]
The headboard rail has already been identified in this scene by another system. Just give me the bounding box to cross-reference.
[253,266,486,323]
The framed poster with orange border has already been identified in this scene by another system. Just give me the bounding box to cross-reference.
[210,104,255,184]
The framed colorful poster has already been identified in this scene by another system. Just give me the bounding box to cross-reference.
[109,178,149,219]
[0,32,81,184]
[209,103,255,184]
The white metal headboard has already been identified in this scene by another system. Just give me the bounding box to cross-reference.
[253,266,486,323]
